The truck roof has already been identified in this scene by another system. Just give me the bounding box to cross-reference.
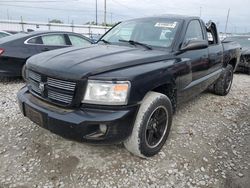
[128,14,200,21]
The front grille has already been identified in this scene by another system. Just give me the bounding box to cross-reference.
[48,90,73,104]
[27,70,77,106]
[29,71,41,82]
[29,79,42,94]
[47,77,76,91]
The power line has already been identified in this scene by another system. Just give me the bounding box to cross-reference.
[0,0,73,2]
[0,2,130,20]
[0,2,131,17]
[111,0,138,11]
[0,3,109,14]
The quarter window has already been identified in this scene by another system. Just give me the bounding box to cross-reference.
[68,35,90,47]
[27,36,43,44]
[184,20,204,45]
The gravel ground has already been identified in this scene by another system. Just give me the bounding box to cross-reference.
[0,74,249,188]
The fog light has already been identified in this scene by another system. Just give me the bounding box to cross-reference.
[99,124,107,133]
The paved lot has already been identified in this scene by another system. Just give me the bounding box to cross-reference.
[0,74,249,188]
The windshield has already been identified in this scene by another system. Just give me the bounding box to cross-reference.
[100,18,180,48]
[224,37,250,48]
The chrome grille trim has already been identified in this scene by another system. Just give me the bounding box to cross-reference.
[47,77,76,91]
[48,90,73,104]
[29,80,41,94]
[27,70,76,105]
[29,71,41,82]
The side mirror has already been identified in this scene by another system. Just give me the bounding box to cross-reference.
[181,40,208,51]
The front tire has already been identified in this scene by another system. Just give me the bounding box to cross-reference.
[124,92,173,158]
[213,64,233,96]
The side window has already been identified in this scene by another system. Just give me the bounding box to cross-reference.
[41,34,66,46]
[27,36,43,44]
[184,20,204,45]
[68,35,90,47]
[207,23,219,45]
[207,31,215,45]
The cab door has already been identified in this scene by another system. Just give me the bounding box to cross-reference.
[182,20,209,81]
[177,19,209,102]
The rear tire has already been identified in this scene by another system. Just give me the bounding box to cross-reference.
[212,64,233,96]
[124,91,173,158]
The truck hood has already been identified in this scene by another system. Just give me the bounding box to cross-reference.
[27,44,172,80]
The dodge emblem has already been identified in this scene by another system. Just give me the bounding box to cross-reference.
[39,82,45,92]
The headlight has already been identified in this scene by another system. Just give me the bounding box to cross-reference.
[83,80,130,105]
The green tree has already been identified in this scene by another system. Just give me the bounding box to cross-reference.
[49,19,63,24]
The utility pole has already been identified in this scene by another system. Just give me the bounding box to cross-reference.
[20,16,24,31]
[224,8,230,36]
[199,7,202,18]
[95,0,98,25]
[7,9,10,20]
[104,0,107,26]
[110,13,112,24]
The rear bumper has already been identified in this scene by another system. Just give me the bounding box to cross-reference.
[17,86,139,144]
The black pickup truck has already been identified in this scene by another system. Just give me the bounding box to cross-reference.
[17,15,241,158]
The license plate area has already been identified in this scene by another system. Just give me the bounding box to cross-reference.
[25,105,44,126]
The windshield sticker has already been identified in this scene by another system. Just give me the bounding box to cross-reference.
[155,22,177,28]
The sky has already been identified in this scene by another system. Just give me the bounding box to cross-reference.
[0,0,249,33]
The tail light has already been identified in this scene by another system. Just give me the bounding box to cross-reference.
[0,48,4,55]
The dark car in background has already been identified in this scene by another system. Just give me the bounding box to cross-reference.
[0,31,92,79]
[0,31,12,38]
[224,36,250,74]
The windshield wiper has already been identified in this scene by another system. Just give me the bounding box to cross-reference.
[118,39,152,50]
[99,39,111,44]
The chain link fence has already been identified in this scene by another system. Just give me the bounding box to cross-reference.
[0,19,111,39]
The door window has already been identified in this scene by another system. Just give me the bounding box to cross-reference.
[184,20,204,45]
[41,34,66,46]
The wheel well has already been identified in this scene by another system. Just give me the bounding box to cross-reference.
[152,83,177,112]
[228,58,237,70]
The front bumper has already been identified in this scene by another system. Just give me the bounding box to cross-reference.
[17,86,139,144]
